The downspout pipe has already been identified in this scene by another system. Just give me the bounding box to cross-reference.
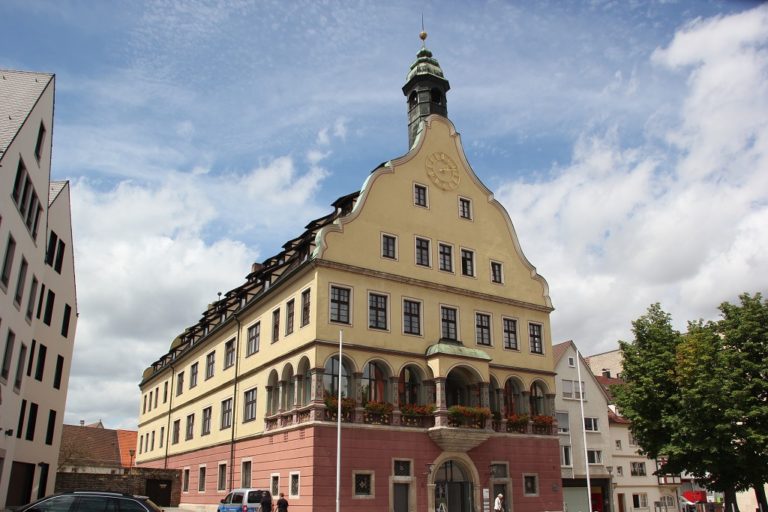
[163,363,176,470]
[230,312,242,491]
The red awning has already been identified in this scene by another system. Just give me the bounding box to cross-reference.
[682,491,707,504]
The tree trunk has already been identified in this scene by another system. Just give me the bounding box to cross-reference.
[724,488,741,512]
[754,483,768,512]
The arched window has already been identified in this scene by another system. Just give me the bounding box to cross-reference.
[361,361,387,403]
[430,88,443,105]
[399,366,421,405]
[530,382,546,416]
[504,379,521,416]
[409,91,418,108]
[323,356,351,399]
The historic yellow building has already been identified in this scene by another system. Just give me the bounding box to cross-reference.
[137,35,562,512]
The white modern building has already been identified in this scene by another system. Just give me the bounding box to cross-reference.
[0,69,78,507]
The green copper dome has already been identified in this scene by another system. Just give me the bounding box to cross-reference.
[405,46,446,83]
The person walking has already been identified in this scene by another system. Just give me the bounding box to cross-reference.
[494,493,505,512]
[260,491,273,512]
[276,493,289,512]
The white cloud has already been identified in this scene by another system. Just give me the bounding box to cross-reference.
[497,5,768,354]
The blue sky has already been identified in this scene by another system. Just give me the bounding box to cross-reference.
[2,0,766,429]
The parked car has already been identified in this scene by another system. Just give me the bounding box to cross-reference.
[17,491,163,512]
[218,488,267,512]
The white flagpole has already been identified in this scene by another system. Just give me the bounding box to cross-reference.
[576,347,594,512]
[336,330,343,512]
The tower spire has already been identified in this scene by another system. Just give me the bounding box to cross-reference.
[402,26,450,149]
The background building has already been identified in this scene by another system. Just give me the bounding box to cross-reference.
[0,70,78,507]
[136,38,563,512]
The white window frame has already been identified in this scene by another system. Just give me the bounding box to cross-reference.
[460,247,476,277]
[217,461,227,492]
[271,473,280,496]
[402,297,423,337]
[584,417,599,431]
[289,471,301,499]
[438,241,454,273]
[474,311,492,346]
[413,182,429,208]
[381,232,398,260]
[414,236,432,267]
[490,260,504,284]
[561,445,572,467]
[587,449,602,464]
[329,284,353,325]
[458,196,473,220]
[367,290,390,332]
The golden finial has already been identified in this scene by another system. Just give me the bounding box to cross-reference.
[420,13,427,46]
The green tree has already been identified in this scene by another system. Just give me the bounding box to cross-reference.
[615,294,768,512]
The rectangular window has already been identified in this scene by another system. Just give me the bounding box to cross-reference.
[630,462,647,476]
[218,463,227,491]
[584,417,599,431]
[616,466,623,476]
[242,460,252,488]
[36,284,45,319]
[562,379,585,400]
[14,257,28,305]
[14,343,27,390]
[414,184,427,207]
[330,286,351,324]
[475,313,491,346]
[272,309,280,342]
[164,381,168,403]
[154,387,158,408]
[403,299,421,335]
[45,409,57,445]
[61,304,72,337]
[556,411,569,433]
[151,431,155,451]
[415,237,430,267]
[224,339,235,368]
[201,407,212,436]
[2,330,15,381]
[616,439,623,450]
[186,414,195,440]
[632,494,648,509]
[301,289,311,326]
[35,344,46,381]
[172,420,180,444]
[290,472,300,498]
[459,197,472,219]
[45,232,58,266]
[568,356,576,367]
[206,352,215,379]
[354,473,372,497]
[159,426,164,448]
[461,249,475,277]
[523,474,538,496]
[561,445,572,466]
[529,323,543,354]
[441,306,458,341]
[503,318,518,349]
[368,293,388,330]
[26,339,36,377]
[35,121,46,161]
[43,289,55,326]
[247,323,260,356]
[26,276,38,320]
[12,161,26,205]
[1,235,16,287]
[17,399,27,439]
[190,362,198,388]
[381,234,396,259]
[244,388,257,422]
[53,355,64,389]
[587,450,602,464]
[54,239,65,274]
[183,469,190,492]
[438,243,453,272]
[221,398,233,429]
[26,402,38,440]
[176,372,184,396]
[198,466,206,492]
[271,474,280,496]
[491,261,503,283]
[285,299,295,335]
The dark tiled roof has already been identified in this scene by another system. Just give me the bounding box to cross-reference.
[608,408,631,425]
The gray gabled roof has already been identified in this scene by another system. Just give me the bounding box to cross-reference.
[0,69,53,157]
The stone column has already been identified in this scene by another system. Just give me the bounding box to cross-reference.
[309,367,325,421]
[277,380,286,413]
[545,393,556,417]
[292,374,303,423]
[479,382,490,408]
[353,372,364,423]
[434,377,448,427]
[265,385,274,415]
[520,391,531,415]
[390,376,401,426]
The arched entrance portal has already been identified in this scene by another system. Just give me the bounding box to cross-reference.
[434,460,474,512]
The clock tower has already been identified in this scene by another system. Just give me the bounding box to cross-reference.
[402,30,451,149]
